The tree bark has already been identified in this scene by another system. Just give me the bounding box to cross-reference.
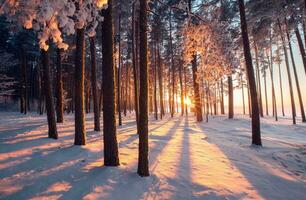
[238,0,261,145]
[101,1,120,166]
[117,12,122,126]
[286,26,306,122]
[191,55,203,122]
[157,43,164,119]
[56,48,64,123]
[74,28,86,145]
[137,0,149,177]
[90,37,101,131]
[254,42,264,117]
[295,28,306,75]
[41,49,58,139]
[132,3,140,130]
[278,19,296,124]
[228,75,234,118]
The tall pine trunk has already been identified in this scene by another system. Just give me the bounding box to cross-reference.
[102,1,120,166]
[286,26,306,122]
[254,42,264,117]
[157,44,164,119]
[238,0,261,145]
[56,48,64,123]
[228,75,234,118]
[138,0,149,177]
[74,28,86,145]
[278,19,296,124]
[169,11,175,117]
[117,13,122,126]
[295,28,306,75]
[220,78,225,114]
[41,49,58,139]
[90,37,101,131]
[191,55,203,122]
[132,3,139,130]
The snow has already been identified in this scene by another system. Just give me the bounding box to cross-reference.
[0,112,305,200]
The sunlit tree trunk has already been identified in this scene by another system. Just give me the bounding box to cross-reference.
[153,43,158,120]
[238,0,261,145]
[241,74,246,115]
[102,1,120,166]
[254,42,263,117]
[41,48,58,139]
[295,28,306,75]
[263,67,268,116]
[157,44,164,119]
[220,78,225,114]
[179,62,184,116]
[278,19,296,124]
[132,3,139,130]
[266,50,278,121]
[286,25,306,122]
[169,11,175,118]
[137,0,149,177]
[184,65,188,115]
[191,55,203,122]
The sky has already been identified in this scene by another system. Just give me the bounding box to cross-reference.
[227,39,306,117]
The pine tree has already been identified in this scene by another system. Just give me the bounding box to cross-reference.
[137,0,150,177]
[102,0,120,166]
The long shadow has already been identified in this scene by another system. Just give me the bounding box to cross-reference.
[195,120,306,200]
[57,117,181,200]
[0,130,102,180]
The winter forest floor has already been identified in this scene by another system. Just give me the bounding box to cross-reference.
[0,112,305,200]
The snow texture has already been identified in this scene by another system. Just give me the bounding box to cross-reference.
[0,112,305,199]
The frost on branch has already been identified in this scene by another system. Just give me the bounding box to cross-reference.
[0,0,108,50]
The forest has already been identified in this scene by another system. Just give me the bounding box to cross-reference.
[0,0,305,199]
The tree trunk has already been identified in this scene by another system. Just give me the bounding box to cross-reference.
[278,61,285,116]
[169,11,175,117]
[153,44,158,120]
[254,42,263,117]
[132,3,139,130]
[56,48,64,123]
[20,49,25,114]
[117,13,122,126]
[286,26,306,122]
[295,28,306,75]
[263,68,268,116]
[267,50,278,121]
[138,0,149,177]
[184,64,188,115]
[74,28,86,145]
[41,49,58,139]
[220,78,225,114]
[179,62,184,116]
[278,19,296,124]
[191,55,203,122]
[90,37,101,131]
[101,1,120,166]
[157,43,164,119]
[228,75,234,119]
[241,74,246,115]
[238,0,261,146]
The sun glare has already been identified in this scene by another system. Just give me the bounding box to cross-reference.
[184,97,192,106]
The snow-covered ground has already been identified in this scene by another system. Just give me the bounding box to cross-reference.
[0,112,305,200]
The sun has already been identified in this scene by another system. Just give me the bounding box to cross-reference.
[184,96,192,106]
